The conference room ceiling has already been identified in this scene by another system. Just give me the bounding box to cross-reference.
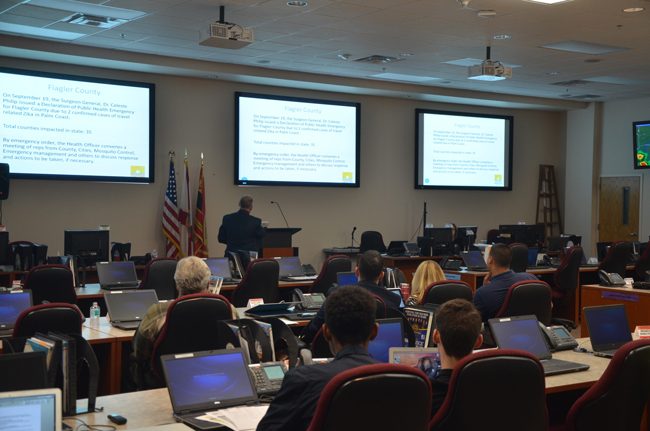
[1,0,650,107]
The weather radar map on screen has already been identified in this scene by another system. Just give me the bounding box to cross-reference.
[415,109,513,190]
[235,92,360,187]
[633,120,650,169]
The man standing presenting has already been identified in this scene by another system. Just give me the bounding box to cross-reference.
[218,196,265,260]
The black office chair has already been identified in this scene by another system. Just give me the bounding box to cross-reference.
[599,241,633,278]
[307,364,432,431]
[634,244,650,281]
[231,259,280,307]
[421,281,473,306]
[429,349,548,431]
[495,280,552,325]
[549,246,583,328]
[13,302,84,337]
[139,258,178,300]
[509,243,529,273]
[359,231,386,253]
[310,255,352,295]
[23,264,77,305]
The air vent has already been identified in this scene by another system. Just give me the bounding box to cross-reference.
[559,94,602,100]
[551,80,591,86]
[354,55,403,64]
[65,13,127,29]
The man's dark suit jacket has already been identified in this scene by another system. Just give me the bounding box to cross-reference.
[218,209,265,253]
[256,345,377,431]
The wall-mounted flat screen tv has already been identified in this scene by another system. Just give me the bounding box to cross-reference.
[633,120,650,169]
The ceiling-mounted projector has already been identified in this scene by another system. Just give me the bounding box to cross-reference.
[467,46,512,81]
[199,5,253,49]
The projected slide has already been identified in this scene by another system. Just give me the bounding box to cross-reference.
[416,109,512,190]
[236,92,360,187]
[634,121,650,169]
[0,68,154,183]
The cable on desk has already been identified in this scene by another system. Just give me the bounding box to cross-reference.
[64,417,116,431]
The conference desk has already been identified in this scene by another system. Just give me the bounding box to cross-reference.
[580,284,650,337]
[67,338,610,430]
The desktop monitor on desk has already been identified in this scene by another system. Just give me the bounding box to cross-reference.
[420,227,454,256]
[456,226,478,251]
[64,230,109,267]
[498,224,545,247]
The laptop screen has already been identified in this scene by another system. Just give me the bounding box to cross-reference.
[527,247,539,266]
[584,305,632,351]
[488,315,551,360]
[336,272,358,286]
[161,349,257,413]
[389,347,441,379]
[0,352,47,392]
[368,318,405,362]
[0,291,32,328]
[277,257,303,277]
[96,261,138,284]
[0,388,61,431]
[460,251,486,269]
[104,290,158,322]
[204,258,232,278]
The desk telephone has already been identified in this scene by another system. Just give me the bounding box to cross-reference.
[292,289,326,310]
[598,269,626,286]
[248,362,287,395]
[538,322,578,351]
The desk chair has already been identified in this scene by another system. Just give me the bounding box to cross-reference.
[486,229,500,244]
[13,302,83,337]
[147,293,236,388]
[359,231,386,253]
[558,339,650,431]
[509,242,529,273]
[309,327,333,358]
[310,255,352,294]
[429,349,548,431]
[495,280,552,325]
[24,264,77,305]
[231,259,280,307]
[599,241,633,278]
[550,246,583,328]
[139,258,177,300]
[421,281,473,306]
[634,243,650,281]
[307,364,431,431]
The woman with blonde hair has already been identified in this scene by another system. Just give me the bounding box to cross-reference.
[407,260,446,305]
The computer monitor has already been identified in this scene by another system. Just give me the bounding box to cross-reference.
[276,256,303,278]
[0,291,33,330]
[456,226,478,250]
[368,318,405,362]
[64,229,109,267]
[498,224,545,247]
[424,228,453,244]
[0,352,48,391]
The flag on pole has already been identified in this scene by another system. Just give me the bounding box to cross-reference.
[178,151,192,257]
[162,154,182,258]
[193,154,208,258]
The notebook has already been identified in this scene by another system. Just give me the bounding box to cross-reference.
[0,290,33,331]
[336,271,358,286]
[104,289,159,330]
[488,315,590,376]
[96,261,140,290]
[0,388,62,431]
[204,258,239,284]
[460,250,487,271]
[368,318,406,363]
[583,304,633,358]
[161,349,259,431]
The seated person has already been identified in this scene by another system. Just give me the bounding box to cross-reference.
[257,286,378,431]
[407,260,446,305]
[301,250,401,343]
[473,243,537,322]
[131,256,235,386]
[430,298,483,416]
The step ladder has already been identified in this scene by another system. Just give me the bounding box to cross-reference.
[536,164,563,239]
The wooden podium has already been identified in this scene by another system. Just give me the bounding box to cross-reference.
[262,227,301,258]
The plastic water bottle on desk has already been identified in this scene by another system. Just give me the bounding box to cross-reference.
[90,302,101,326]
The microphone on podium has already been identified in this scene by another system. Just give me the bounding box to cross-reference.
[351,226,357,247]
[270,201,290,228]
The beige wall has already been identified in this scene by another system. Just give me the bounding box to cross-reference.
[2,58,566,266]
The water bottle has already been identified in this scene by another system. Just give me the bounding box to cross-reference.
[90,302,100,320]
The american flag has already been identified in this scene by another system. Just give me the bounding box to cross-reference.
[162,158,182,258]
[193,161,208,257]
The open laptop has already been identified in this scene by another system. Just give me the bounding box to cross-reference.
[460,250,487,271]
[389,347,441,380]
[336,271,358,286]
[104,289,159,329]
[277,257,317,281]
[96,261,140,290]
[0,290,33,333]
[583,304,633,358]
[204,258,239,284]
[368,318,406,363]
[0,388,62,431]
[161,349,259,431]
[489,315,590,376]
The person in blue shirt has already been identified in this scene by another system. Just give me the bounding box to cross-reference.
[473,243,538,322]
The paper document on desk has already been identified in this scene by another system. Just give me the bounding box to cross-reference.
[198,405,269,431]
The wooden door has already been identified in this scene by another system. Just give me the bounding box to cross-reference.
[598,176,640,242]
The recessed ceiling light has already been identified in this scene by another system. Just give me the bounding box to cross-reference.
[477,9,497,17]
[523,0,573,4]
[623,7,644,12]
[287,0,308,6]
[493,34,512,40]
